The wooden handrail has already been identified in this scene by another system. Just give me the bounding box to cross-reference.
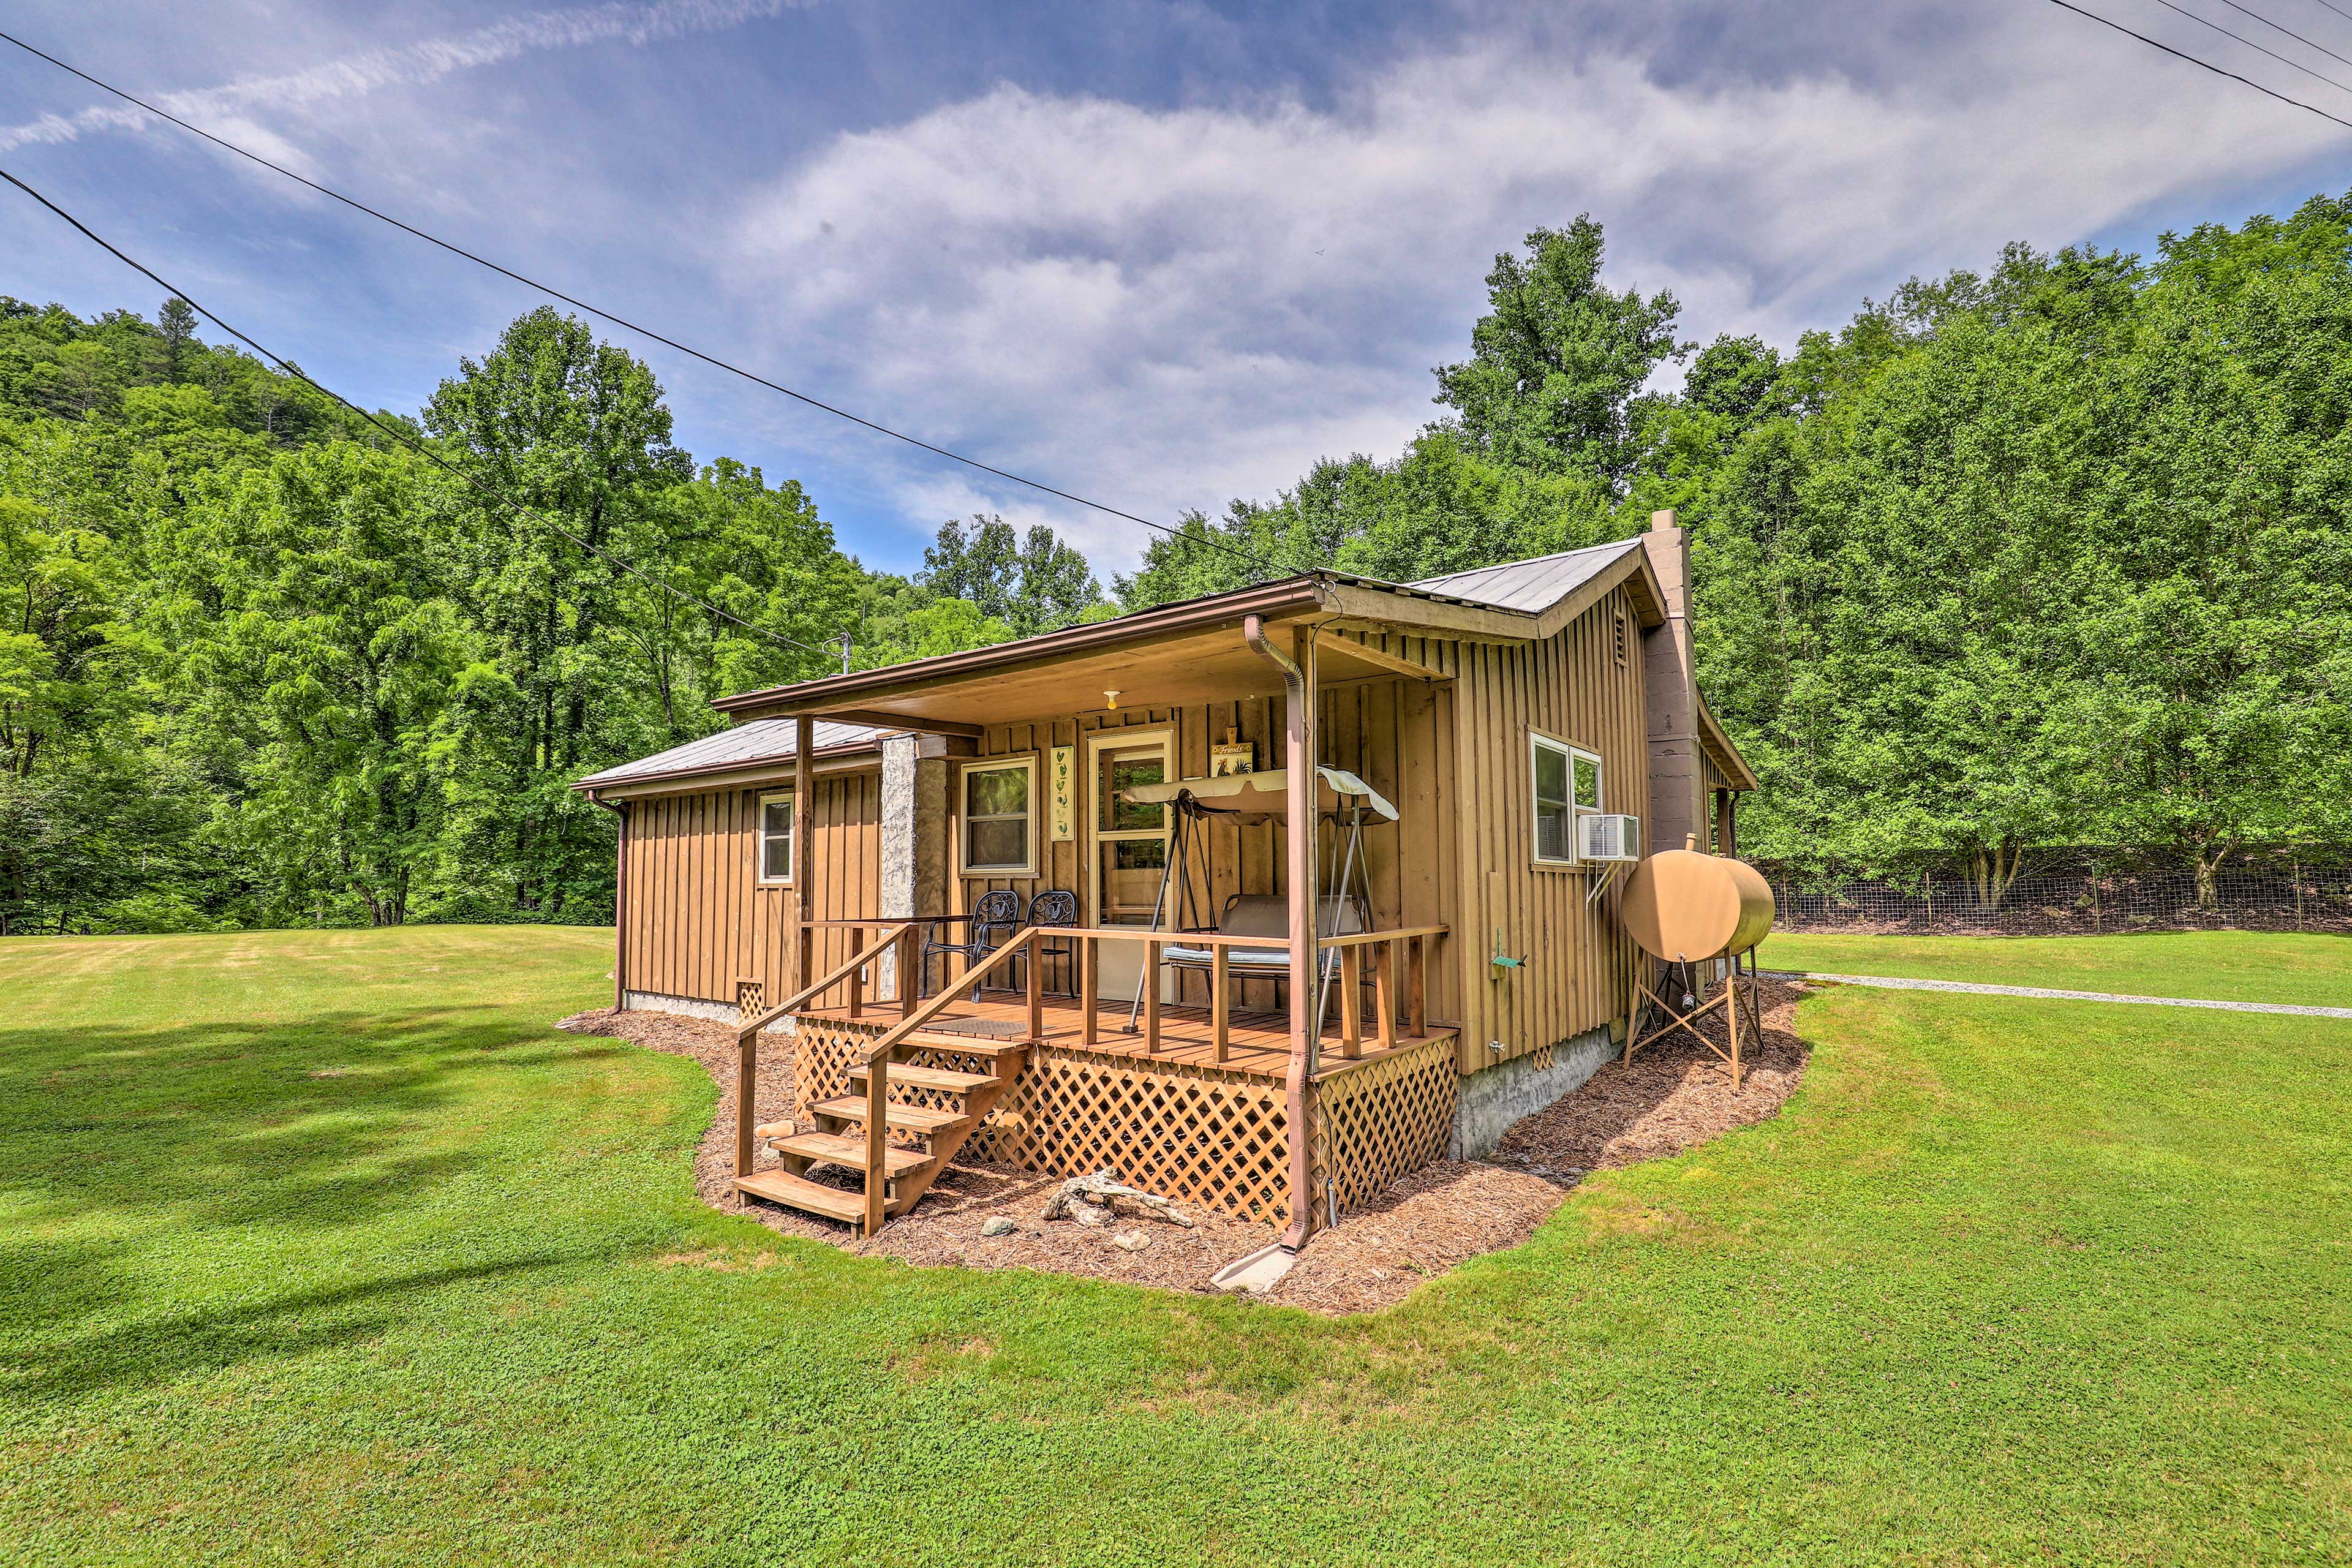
[854,926,1044,1235]
[794,918,934,929]
[736,921,916,1041]
[859,926,1040,1065]
[1069,927,1288,949]
[1317,924,1450,948]
[734,920,919,1184]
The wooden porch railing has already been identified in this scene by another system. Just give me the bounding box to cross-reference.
[1317,925,1447,1059]
[729,919,1450,1237]
[1063,923,1448,1063]
[733,919,918,1179]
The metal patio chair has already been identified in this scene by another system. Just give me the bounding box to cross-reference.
[921,888,1026,997]
[1025,889,1080,998]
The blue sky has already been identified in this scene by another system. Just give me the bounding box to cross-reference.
[3,0,2346,577]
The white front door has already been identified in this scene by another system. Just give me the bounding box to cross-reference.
[1085,728,1175,1004]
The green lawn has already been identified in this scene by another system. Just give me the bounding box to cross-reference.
[2,927,2346,1565]
[1762,929,2352,1008]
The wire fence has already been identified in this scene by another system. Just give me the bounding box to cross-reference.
[1755,846,2352,937]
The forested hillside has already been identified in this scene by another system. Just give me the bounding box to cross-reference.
[7,193,2348,933]
[1126,197,2352,903]
[0,302,1103,932]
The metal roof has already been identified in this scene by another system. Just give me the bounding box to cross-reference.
[1404,538,1642,615]
[575,718,882,790]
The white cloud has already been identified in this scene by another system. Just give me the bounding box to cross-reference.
[721,7,2336,568]
[0,0,826,153]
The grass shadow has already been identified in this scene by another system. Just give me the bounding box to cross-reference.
[1,1248,591,1403]
[0,1003,635,1345]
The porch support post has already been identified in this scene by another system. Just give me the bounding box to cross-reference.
[794,715,815,992]
[1243,611,1322,1247]
[1285,624,1320,1244]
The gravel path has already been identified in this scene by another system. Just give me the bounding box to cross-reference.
[1770,970,2352,1020]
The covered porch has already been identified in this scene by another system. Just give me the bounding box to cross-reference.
[725,589,1468,1237]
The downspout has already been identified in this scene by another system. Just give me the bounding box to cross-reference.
[590,794,629,1012]
[1243,612,1319,1252]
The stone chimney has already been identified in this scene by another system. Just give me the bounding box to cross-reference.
[1640,508,1702,858]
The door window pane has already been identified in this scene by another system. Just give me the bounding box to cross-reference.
[1098,839,1167,924]
[1099,749,1166,831]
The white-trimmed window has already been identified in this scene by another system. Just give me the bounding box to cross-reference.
[1531,734,1604,865]
[758,791,794,884]
[960,756,1036,876]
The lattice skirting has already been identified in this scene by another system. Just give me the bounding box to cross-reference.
[788,1019,1458,1229]
[971,1049,1294,1226]
[1310,1033,1460,1217]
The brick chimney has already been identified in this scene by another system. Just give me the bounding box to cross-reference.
[1640,508,1702,858]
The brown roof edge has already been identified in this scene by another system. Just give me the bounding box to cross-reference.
[1694,690,1762,792]
[712,576,1329,717]
[571,736,882,798]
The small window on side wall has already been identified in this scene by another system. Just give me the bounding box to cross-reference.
[759,791,793,884]
[1531,734,1603,866]
[962,756,1036,876]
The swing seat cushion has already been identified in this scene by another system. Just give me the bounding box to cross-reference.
[1159,895,1366,975]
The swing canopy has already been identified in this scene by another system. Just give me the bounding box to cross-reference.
[1117,766,1399,824]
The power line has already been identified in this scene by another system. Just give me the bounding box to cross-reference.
[0,26,1270,572]
[2142,0,2352,97]
[0,163,843,660]
[2204,0,2352,73]
[2043,0,2352,129]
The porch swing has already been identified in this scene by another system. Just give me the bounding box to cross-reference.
[1115,767,1400,1038]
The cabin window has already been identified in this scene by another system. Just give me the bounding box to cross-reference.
[961,756,1036,876]
[1531,734,1603,865]
[758,791,793,884]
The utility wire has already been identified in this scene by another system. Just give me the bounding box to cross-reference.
[0,26,1270,571]
[2205,0,2352,71]
[2043,0,2352,128]
[0,163,843,659]
[2142,0,2352,96]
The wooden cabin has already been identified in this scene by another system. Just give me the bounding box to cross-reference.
[575,510,1755,1241]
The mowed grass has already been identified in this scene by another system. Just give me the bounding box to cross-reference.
[1762,929,2352,1008]
[2,927,2346,1566]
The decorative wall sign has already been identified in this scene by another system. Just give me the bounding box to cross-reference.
[1208,728,1256,777]
[1049,745,1076,840]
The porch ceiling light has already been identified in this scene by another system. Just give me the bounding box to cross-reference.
[1103,689,1121,710]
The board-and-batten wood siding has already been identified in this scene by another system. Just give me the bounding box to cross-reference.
[620,771,882,1006]
[957,676,1463,1028]
[1325,590,1649,1071]
[1435,584,1650,1072]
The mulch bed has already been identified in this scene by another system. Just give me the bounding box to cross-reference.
[556,974,1812,1316]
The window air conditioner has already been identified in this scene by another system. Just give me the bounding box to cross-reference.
[1579,813,1642,862]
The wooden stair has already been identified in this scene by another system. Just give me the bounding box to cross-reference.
[734,1038,1027,1235]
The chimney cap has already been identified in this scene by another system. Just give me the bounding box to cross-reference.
[1650,508,1679,532]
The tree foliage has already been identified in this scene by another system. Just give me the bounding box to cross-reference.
[919,513,1107,637]
[0,300,1090,932]
[1121,199,2352,897]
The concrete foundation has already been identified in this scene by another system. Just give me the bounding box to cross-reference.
[1447,1023,1617,1161]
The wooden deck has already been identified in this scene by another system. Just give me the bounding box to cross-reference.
[793,990,1457,1082]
